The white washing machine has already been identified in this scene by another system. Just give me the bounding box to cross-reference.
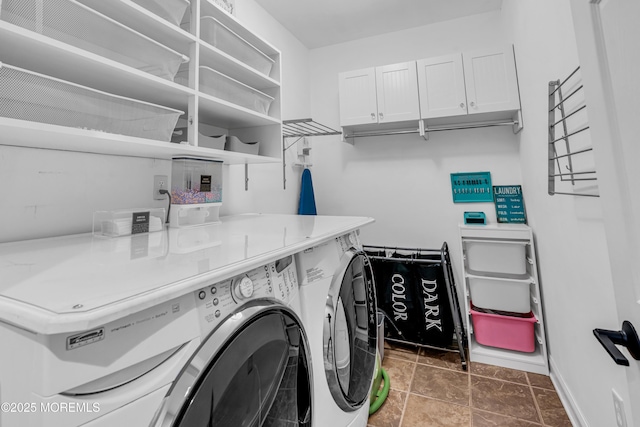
[296,233,378,427]
[0,255,311,427]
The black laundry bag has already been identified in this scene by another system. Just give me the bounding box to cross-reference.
[366,250,455,348]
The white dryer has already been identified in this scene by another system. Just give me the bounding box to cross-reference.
[296,233,378,427]
[0,255,312,427]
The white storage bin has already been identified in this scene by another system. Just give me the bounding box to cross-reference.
[0,0,189,81]
[195,66,274,115]
[225,135,259,155]
[468,275,532,313]
[200,16,274,76]
[465,239,527,276]
[171,128,226,150]
[169,203,221,228]
[131,0,190,26]
[0,63,183,141]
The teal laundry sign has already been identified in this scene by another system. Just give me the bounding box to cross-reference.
[493,185,527,223]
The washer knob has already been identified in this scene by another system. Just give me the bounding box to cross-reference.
[233,276,254,300]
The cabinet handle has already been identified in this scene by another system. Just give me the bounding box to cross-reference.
[371,113,376,120]
[470,101,476,108]
[459,103,465,109]
[379,112,384,121]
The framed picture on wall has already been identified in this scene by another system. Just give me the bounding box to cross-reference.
[493,185,527,223]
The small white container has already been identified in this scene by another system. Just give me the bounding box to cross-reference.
[93,208,165,237]
[169,203,221,228]
[225,135,259,155]
[465,239,527,276]
[200,15,274,76]
[468,275,532,313]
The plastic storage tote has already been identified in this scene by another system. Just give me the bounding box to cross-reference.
[0,63,183,141]
[171,157,223,204]
[0,0,189,81]
[470,306,537,352]
[200,16,274,76]
[195,66,274,115]
[131,0,190,26]
[467,275,532,313]
[465,239,528,276]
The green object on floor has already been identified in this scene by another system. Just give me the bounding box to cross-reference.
[369,367,390,415]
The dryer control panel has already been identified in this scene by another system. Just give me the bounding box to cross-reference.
[195,255,299,336]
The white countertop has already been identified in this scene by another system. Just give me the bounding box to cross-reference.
[0,214,374,334]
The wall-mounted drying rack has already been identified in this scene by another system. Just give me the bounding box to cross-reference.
[342,114,522,141]
[282,118,341,189]
[548,67,598,197]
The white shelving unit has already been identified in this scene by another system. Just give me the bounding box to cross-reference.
[459,224,549,375]
[0,0,282,164]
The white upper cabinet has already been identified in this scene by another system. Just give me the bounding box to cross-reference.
[338,67,378,127]
[416,53,467,119]
[339,61,420,127]
[418,46,520,120]
[462,46,520,115]
[375,62,420,124]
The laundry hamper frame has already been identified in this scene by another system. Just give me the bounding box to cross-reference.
[364,242,467,370]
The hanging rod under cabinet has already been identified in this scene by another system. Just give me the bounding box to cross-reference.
[342,117,522,140]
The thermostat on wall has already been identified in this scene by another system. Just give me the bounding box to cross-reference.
[464,212,486,225]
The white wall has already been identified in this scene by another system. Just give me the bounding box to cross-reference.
[0,0,308,243]
[307,11,522,324]
[501,1,625,426]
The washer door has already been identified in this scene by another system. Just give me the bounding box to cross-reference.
[153,302,312,427]
[323,249,378,412]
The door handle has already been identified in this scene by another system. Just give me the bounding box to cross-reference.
[593,320,640,366]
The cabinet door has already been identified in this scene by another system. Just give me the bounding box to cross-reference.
[375,62,420,123]
[338,68,378,127]
[417,54,468,119]
[462,46,520,115]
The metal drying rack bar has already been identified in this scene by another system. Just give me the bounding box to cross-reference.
[548,66,599,197]
[282,118,341,189]
[364,242,468,370]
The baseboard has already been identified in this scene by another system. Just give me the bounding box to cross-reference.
[548,356,589,427]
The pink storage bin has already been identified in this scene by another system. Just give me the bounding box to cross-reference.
[470,305,537,352]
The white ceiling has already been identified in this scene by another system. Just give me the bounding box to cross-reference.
[253,0,503,49]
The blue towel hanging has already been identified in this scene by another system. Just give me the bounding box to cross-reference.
[298,168,317,215]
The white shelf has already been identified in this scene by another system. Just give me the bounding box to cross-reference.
[468,338,549,375]
[0,118,279,164]
[0,0,284,164]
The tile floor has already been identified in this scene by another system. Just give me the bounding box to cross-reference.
[367,342,572,427]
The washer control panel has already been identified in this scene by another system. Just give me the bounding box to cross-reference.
[195,255,299,336]
[270,255,298,304]
[195,264,273,336]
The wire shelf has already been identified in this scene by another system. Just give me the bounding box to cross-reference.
[282,118,340,189]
